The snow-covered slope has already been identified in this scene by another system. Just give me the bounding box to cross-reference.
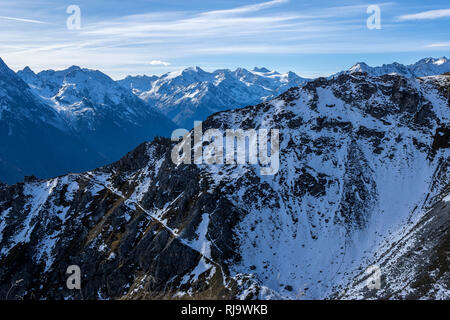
[118,67,309,128]
[0,72,448,300]
[337,197,449,299]
[335,57,450,79]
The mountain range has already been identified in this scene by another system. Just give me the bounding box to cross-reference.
[1,56,449,185]
[118,66,309,128]
[336,56,450,78]
[0,70,448,299]
[0,59,175,184]
[0,59,103,185]
[118,57,450,129]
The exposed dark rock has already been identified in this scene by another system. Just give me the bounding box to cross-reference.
[0,72,448,300]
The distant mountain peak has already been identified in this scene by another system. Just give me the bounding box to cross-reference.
[17,66,39,84]
[181,66,208,75]
[435,56,448,65]
[423,56,448,65]
[0,58,21,81]
[161,66,206,79]
[348,62,369,72]
[341,57,450,78]
[354,62,368,66]
[18,66,37,77]
[21,66,35,74]
[0,57,11,73]
[67,65,82,71]
[252,67,271,73]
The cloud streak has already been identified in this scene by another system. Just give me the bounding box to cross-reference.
[426,42,450,48]
[2,0,449,79]
[0,15,48,24]
[397,8,450,21]
[202,0,288,16]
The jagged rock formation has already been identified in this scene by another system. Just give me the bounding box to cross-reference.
[0,72,448,300]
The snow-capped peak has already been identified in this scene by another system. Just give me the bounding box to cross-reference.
[415,56,448,66]
[186,66,205,73]
[340,57,450,78]
[348,62,370,73]
[434,56,448,65]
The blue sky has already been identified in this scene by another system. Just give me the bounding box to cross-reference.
[0,0,449,79]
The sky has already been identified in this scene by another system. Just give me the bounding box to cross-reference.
[0,0,449,79]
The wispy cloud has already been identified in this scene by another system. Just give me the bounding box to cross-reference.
[202,0,288,16]
[2,0,449,79]
[0,15,48,24]
[426,42,450,48]
[82,13,306,38]
[397,8,450,21]
[149,60,171,66]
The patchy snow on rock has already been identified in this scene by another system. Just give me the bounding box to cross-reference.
[0,71,448,300]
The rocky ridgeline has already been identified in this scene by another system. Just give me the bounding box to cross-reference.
[0,72,448,300]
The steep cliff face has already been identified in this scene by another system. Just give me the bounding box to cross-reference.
[337,196,449,300]
[0,73,448,300]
